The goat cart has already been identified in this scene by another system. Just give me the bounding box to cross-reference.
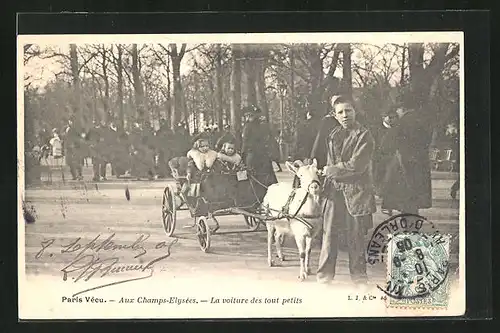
[161,167,276,252]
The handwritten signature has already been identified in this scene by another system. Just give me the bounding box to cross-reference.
[35,233,179,297]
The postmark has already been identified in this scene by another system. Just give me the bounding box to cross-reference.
[366,213,441,265]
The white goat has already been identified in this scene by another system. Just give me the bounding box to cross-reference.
[261,159,323,281]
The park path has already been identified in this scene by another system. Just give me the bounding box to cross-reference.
[23,166,460,283]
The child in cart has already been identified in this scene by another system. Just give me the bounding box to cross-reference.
[216,141,242,173]
[169,136,219,202]
[216,140,248,205]
[186,136,218,181]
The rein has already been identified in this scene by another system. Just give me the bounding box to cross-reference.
[248,173,270,189]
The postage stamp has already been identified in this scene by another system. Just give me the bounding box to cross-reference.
[382,232,451,308]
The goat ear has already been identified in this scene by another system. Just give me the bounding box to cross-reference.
[312,158,318,168]
[285,161,298,175]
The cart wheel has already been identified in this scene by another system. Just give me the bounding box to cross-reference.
[244,216,261,231]
[196,217,211,252]
[161,186,177,236]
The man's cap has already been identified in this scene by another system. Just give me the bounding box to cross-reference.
[330,94,354,107]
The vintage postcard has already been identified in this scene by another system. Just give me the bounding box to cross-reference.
[18,32,465,319]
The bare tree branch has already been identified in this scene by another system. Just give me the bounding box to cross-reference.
[354,68,367,87]
[268,57,309,82]
[185,43,205,54]
[77,53,99,75]
[443,44,460,64]
[40,52,70,61]
[178,43,187,59]
[325,45,341,78]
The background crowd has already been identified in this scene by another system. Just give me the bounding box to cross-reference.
[26,118,248,182]
[23,42,460,198]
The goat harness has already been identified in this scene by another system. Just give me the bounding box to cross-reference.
[280,187,320,230]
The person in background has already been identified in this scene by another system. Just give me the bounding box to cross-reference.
[171,122,191,159]
[113,125,131,178]
[38,127,52,159]
[261,117,281,172]
[63,118,83,181]
[143,121,157,179]
[446,122,460,199]
[104,121,121,178]
[95,119,115,181]
[86,120,105,181]
[25,145,42,185]
[49,128,64,161]
[129,122,156,180]
[202,126,214,147]
[373,109,405,216]
[210,124,221,147]
[317,95,376,285]
[296,111,316,161]
[393,96,433,214]
[309,96,341,169]
[241,105,278,200]
[155,120,174,178]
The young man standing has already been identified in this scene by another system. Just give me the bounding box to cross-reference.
[317,96,376,285]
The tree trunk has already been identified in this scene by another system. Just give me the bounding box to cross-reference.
[255,49,269,122]
[101,45,110,122]
[207,76,215,125]
[165,53,172,129]
[24,91,35,147]
[92,80,98,123]
[408,43,426,106]
[116,44,125,130]
[69,44,82,128]
[214,44,224,129]
[131,44,145,124]
[245,45,258,107]
[407,43,457,140]
[169,43,187,132]
[341,43,353,98]
[307,44,324,117]
[400,44,406,86]
[289,46,298,158]
[409,43,455,110]
[230,44,242,146]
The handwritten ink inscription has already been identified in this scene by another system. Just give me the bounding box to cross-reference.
[35,233,179,297]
